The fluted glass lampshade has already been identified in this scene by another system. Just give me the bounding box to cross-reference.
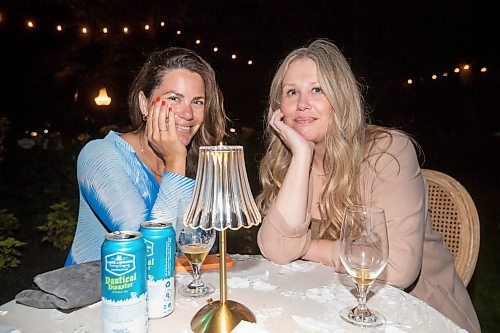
[183,145,262,333]
[184,145,261,230]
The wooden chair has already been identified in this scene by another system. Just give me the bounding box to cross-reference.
[421,169,480,286]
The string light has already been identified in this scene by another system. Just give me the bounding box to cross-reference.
[14,15,264,68]
[11,13,492,78]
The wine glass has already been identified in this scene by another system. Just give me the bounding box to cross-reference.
[339,205,389,327]
[176,198,216,297]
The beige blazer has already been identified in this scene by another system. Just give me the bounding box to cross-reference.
[257,131,480,332]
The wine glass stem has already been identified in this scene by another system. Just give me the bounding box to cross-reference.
[354,282,372,313]
[190,263,203,287]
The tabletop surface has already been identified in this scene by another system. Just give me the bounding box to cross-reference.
[0,255,466,333]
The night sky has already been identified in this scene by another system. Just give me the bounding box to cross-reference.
[0,0,497,139]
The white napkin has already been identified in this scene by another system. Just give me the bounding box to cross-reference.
[290,315,344,333]
[227,276,250,288]
[305,286,337,303]
[384,326,407,333]
[253,280,278,291]
[231,320,270,333]
[0,324,20,333]
[230,254,250,261]
[278,260,317,274]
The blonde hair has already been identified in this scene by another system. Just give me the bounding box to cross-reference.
[257,39,386,240]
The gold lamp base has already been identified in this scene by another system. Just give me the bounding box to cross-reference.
[191,299,256,333]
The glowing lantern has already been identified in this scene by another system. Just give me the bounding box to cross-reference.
[94,87,111,106]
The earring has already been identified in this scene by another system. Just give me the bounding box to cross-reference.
[142,114,147,122]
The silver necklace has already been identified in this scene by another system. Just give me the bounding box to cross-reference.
[139,134,163,178]
[311,166,329,177]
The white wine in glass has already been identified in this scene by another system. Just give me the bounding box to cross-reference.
[180,244,210,265]
[339,205,389,327]
[176,198,216,298]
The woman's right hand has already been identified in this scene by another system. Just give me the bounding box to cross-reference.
[270,109,315,159]
[146,97,187,174]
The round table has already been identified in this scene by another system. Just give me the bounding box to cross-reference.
[0,255,465,333]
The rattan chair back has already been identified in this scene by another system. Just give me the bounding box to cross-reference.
[421,169,480,286]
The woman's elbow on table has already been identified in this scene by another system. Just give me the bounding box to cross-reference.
[261,252,294,265]
[257,227,306,265]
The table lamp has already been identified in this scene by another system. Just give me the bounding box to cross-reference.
[183,145,261,333]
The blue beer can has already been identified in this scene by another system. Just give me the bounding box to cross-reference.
[101,230,148,333]
[139,221,176,318]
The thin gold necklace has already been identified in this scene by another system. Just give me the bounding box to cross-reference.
[311,166,329,177]
[139,133,163,178]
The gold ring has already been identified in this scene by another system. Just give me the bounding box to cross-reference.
[159,129,168,132]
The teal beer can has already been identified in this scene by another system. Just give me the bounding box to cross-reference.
[101,230,148,333]
[139,221,176,318]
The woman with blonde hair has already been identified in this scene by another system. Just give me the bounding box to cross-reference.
[257,39,480,332]
[66,47,226,266]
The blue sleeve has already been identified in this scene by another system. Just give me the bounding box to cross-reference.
[77,140,146,231]
[151,172,195,224]
[77,140,194,232]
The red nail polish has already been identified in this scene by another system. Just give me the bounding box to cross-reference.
[152,100,156,105]
[161,100,166,106]
[156,97,160,102]
[168,107,172,112]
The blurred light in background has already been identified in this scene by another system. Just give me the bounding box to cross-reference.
[94,88,112,106]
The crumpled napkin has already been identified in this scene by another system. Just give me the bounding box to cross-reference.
[15,260,101,311]
[231,320,270,333]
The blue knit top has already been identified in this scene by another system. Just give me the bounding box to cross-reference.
[65,131,194,266]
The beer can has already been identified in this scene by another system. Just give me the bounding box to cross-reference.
[139,221,176,318]
[101,230,148,333]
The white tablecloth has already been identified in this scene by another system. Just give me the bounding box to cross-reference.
[0,255,466,333]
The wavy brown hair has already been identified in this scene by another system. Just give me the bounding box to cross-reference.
[128,47,227,178]
[257,39,393,240]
